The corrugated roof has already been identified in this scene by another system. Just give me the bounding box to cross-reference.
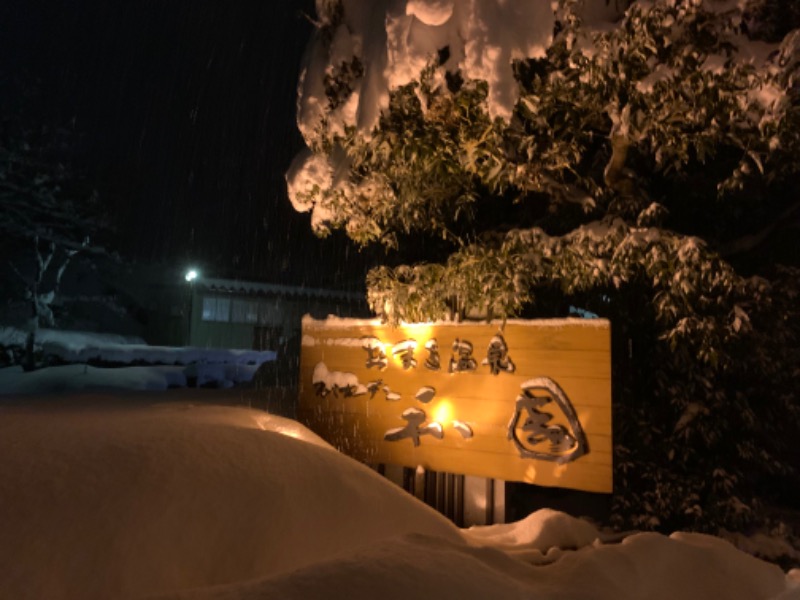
[197,277,364,302]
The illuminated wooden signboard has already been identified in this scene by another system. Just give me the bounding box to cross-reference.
[298,317,612,493]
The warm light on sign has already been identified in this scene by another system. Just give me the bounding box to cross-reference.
[298,317,612,493]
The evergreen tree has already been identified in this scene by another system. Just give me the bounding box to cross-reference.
[290,0,800,533]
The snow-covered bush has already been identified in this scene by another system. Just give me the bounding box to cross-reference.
[289,0,800,533]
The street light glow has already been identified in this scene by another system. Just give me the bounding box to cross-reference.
[185,269,199,282]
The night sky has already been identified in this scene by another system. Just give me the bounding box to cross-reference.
[1,0,376,289]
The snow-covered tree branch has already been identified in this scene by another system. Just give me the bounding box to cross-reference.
[288,0,800,533]
[2,86,108,370]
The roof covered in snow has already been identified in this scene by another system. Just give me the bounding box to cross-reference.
[196,277,364,302]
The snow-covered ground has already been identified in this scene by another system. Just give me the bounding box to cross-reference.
[0,362,266,395]
[0,330,798,598]
[0,387,797,599]
[0,327,275,393]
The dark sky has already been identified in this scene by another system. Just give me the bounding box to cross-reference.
[2,0,376,289]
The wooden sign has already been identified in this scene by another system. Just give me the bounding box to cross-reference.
[298,317,612,493]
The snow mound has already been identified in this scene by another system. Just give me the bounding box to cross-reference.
[0,362,264,395]
[1,398,797,600]
[45,342,274,367]
[0,401,459,600]
[152,534,538,599]
[0,364,190,395]
[151,526,795,600]
[0,326,274,368]
[0,326,145,349]
[462,507,601,552]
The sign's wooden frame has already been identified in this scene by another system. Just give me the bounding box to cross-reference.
[298,317,612,493]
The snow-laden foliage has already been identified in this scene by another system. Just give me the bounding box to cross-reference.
[290,0,800,533]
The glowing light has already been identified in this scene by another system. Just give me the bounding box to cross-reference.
[433,400,454,425]
[399,323,435,346]
[184,269,199,282]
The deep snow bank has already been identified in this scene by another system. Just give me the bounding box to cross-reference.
[1,399,798,600]
[153,530,798,600]
[0,400,459,600]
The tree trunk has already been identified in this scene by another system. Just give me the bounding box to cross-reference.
[22,300,39,372]
[604,133,633,196]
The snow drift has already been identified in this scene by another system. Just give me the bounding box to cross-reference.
[0,400,459,599]
[0,397,797,599]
